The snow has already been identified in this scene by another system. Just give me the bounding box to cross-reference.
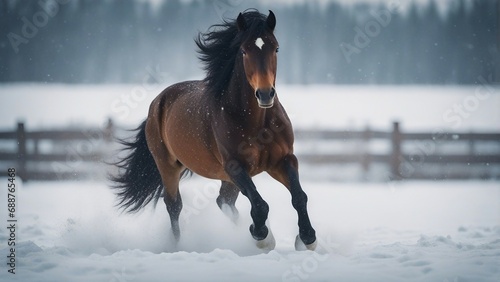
[0,83,499,280]
[277,85,500,132]
[0,84,498,132]
[1,176,499,281]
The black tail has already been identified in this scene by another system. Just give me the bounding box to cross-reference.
[110,120,164,213]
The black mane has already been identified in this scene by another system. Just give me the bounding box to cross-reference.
[195,9,269,99]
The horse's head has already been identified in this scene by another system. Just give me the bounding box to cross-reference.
[237,10,279,108]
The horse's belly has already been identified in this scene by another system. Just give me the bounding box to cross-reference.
[164,119,227,180]
[176,146,226,180]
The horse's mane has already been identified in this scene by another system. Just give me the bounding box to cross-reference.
[195,9,268,99]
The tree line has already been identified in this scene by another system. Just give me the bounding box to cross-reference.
[0,0,497,84]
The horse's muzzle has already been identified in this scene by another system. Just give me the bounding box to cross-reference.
[255,88,276,108]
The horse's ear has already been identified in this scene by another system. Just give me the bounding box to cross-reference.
[267,10,276,32]
[237,13,247,31]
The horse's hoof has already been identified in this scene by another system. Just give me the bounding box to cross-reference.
[294,235,317,251]
[255,228,276,251]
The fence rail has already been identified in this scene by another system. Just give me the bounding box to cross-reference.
[298,122,500,180]
[0,121,499,181]
[0,121,114,181]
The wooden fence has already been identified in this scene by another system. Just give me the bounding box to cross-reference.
[295,122,500,180]
[0,121,499,181]
[0,121,114,181]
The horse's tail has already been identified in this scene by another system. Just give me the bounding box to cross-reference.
[110,120,164,213]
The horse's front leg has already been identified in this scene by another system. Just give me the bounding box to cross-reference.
[225,163,275,250]
[269,154,317,251]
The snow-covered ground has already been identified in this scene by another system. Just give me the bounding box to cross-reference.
[0,84,498,131]
[0,84,499,281]
[0,176,499,281]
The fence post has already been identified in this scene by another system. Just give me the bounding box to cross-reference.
[468,131,475,156]
[104,117,114,142]
[390,121,402,180]
[361,125,371,179]
[16,122,27,181]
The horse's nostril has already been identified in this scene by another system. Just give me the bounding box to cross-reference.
[256,89,275,100]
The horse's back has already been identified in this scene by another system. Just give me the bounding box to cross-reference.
[151,80,205,109]
[148,80,209,126]
[147,79,204,140]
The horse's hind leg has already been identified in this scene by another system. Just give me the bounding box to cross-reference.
[149,156,183,242]
[163,174,182,241]
[153,156,183,241]
[145,129,182,242]
[216,181,240,222]
[146,118,185,242]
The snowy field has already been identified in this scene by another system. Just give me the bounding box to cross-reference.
[0,84,499,131]
[0,84,499,281]
[0,176,499,282]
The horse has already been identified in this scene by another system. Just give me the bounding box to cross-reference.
[111,9,317,251]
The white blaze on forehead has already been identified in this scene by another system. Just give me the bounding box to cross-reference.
[255,37,265,50]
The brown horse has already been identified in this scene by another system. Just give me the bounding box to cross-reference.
[112,9,316,251]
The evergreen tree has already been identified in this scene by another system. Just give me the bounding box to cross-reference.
[0,0,497,85]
